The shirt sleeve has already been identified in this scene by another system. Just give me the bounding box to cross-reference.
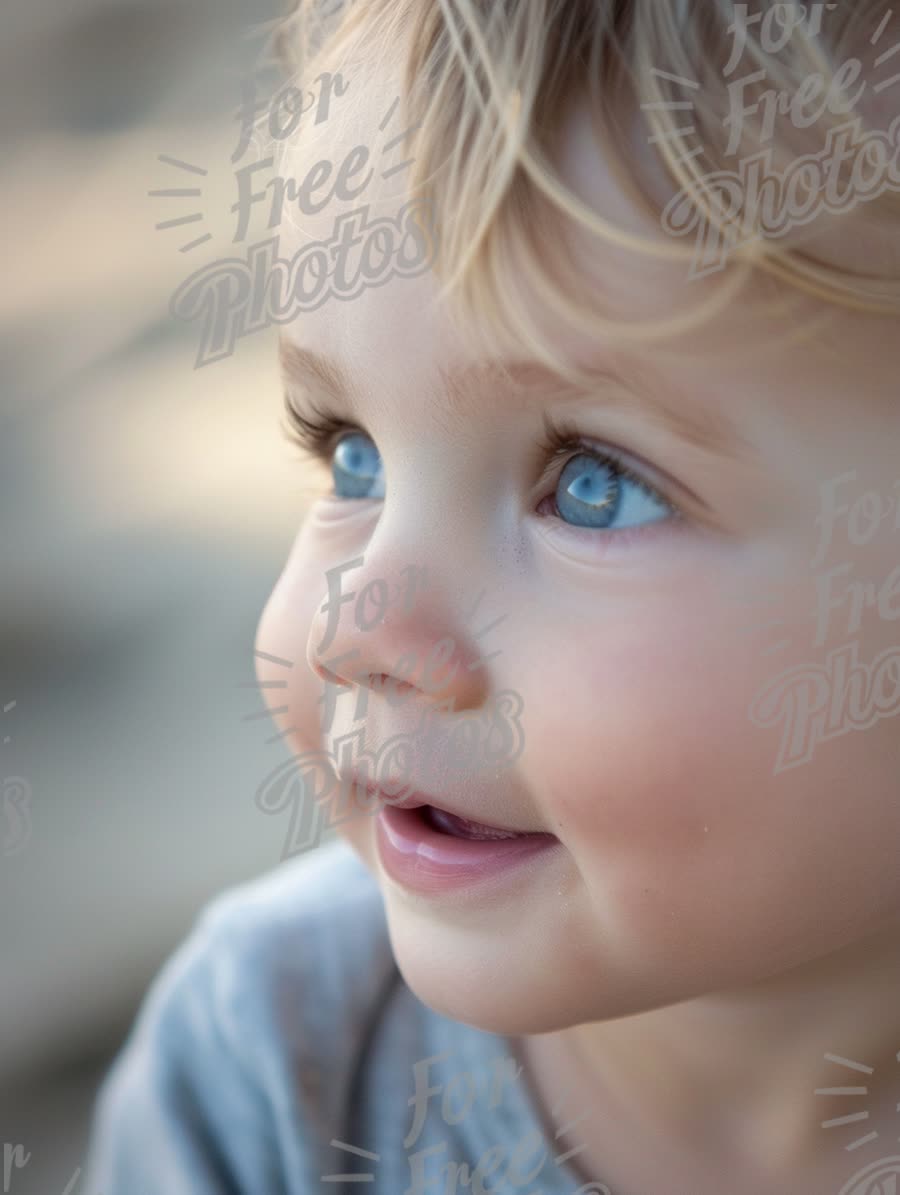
[82,900,289,1195]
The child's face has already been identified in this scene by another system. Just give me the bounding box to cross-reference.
[257,55,900,1037]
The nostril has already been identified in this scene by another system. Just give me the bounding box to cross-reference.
[374,674,417,698]
[310,660,333,684]
[309,658,352,688]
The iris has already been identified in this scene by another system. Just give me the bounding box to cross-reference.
[555,454,670,530]
[333,432,385,498]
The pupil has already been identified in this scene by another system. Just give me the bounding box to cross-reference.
[569,473,613,507]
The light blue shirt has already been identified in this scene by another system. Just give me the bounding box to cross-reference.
[84,839,607,1193]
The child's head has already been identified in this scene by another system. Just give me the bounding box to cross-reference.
[256,0,900,1042]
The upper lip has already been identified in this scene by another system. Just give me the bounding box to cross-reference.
[351,775,550,836]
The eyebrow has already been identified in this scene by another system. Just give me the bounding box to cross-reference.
[278,337,752,462]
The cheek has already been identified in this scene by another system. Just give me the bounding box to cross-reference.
[517,624,780,972]
[253,526,400,873]
[524,604,900,971]
[527,610,771,853]
[254,528,329,754]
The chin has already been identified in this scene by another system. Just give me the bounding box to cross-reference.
[381,917,582,1035]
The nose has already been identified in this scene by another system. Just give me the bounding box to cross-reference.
[306,554,491,724]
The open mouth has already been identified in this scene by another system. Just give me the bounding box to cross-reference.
[420,804,533,841]
[375,801,559,894]
[358,778,547,841]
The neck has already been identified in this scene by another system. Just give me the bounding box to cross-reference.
[543,921,900,1180]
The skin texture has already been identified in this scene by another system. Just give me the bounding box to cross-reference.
[255,42,900,1195]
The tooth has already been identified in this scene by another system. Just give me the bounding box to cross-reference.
[427,807,520,841]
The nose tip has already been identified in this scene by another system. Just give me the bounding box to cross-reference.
[306,556,499,719]
[309,618,490,718]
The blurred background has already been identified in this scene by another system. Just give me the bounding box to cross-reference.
[0,1,331,1189]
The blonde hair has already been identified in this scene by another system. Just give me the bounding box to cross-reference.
[271,0,900,386]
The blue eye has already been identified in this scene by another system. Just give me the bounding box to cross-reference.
[332,432,385,499]
[553,452,671,530]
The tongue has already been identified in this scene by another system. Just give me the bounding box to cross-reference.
[426,806,522,841]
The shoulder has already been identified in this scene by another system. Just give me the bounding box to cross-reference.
[198,835,390,992]
[145,837,395,1091]
[193,838,397,1087]
[85,840,397,1193]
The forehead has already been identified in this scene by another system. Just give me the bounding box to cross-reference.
[276,47,693,353]
[273,38,871,390]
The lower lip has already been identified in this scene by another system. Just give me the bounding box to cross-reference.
[375,805,559,895]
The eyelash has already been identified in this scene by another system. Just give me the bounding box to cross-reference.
[534,414,672,514]
[282,396,674,517]
[282,396,351,462]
